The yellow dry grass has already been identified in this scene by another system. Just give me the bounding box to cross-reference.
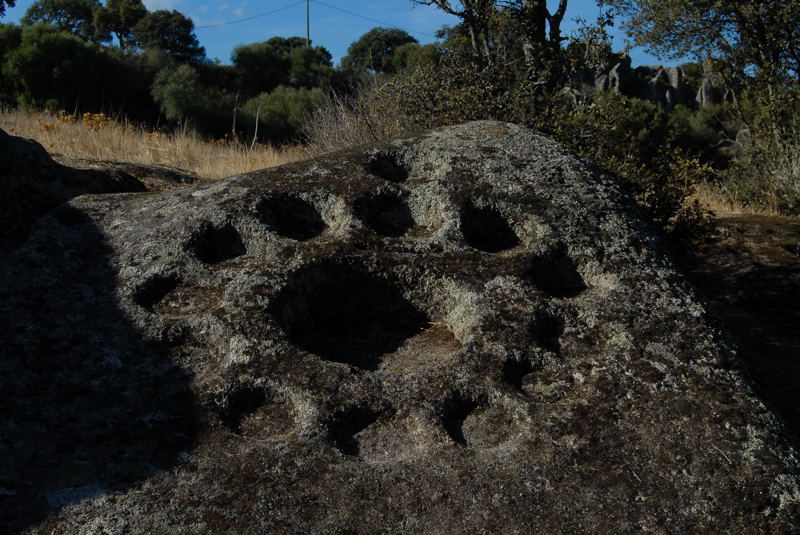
[690,181,783,216]
[0,108,306,179]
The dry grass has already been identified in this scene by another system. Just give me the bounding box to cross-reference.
[1,108,305,179]
[690,181,783,216]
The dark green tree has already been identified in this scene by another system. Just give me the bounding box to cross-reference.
[3,24,109,107]
[390,42,441,72]
[151,64,200,123]
[289,45,333,88]
[0,1,15,18]
[94,0,146,49]
[265,36,307,55]
[243,85,324,140]
[21,0,106,43]
[340,27,417,73]
[132,9,205,63]
[606,0,800,84]
[231,41,289,95]
[414,1,569,84]
[0,22,21,101]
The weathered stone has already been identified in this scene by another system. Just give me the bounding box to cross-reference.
[2,122,799,533]
[645,67,693,109]
[0,129,146,255]
[696,75,737,107]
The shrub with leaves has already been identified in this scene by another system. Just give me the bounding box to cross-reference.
[243,85,324,142]
[151,64,200,124]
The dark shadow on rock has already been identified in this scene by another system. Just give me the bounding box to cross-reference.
[0,206,198,533]
[0,128,145,257]
[270,261,429,371]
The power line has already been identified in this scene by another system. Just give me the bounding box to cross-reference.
[311,0,439,39]
[195,0,306,29]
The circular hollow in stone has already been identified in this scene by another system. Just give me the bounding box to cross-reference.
[440,393,478,446]
[190,222,247,264]
[133,274,181,313]
[502,356,535,391]
[525,247,587,297]
[529,310,565,354]
[459,203,520,253]
[440,392,518,448]
[366,152,408,182]
[214,382,295,437]
[354,192,415,237]
[271,263,429,370]
[256,194,325,241]
[461,405,519,448]
[326,405,385,457]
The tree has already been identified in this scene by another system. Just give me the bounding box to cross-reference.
[413,1,568,81]
[232,38,333,94]
[243,85,324,141]
[132,9,205,63]
[151,64,200,122]
[0,1,15,18]
[94,0,146,49]
[232,41,290,95]
[390,42,441,72]
[289,45,333,88]
[606,0,800,85]
[340,27,417,74]
[3,24,109,107]
[21,0,106,43]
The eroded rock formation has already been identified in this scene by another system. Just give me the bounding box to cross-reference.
[1,122,799,533]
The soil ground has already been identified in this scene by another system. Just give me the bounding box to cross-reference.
[677,215,800,439]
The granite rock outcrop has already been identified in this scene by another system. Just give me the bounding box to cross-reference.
[1,122,799,533]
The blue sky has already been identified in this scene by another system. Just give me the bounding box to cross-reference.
[2,0,666,66]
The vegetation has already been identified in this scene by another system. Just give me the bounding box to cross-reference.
[0,107,303,178]
[0,0,797,231]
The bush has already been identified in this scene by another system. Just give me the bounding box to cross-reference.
[305,56,712,243]
[242,85,324,142]
[151,64,200,123]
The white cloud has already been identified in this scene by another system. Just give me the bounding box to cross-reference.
[233,8,245,18]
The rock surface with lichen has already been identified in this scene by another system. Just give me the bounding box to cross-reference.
[1,121,799,534]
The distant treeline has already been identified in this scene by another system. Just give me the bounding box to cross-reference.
[1,0,798,226]
[0,0,436,142]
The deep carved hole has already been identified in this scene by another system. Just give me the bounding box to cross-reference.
[440,393,479,445]
[133,275,181,313]
[782,243,800,258]
[529,311,565,354]
[366,152,408,182]
[326,405,382,456]
[256,194,325,241]
[271,262,429,370]
[191,223,246,264]
[215,383,267,434]
[354,192,415,237]
[503,357,534,390]
[460,203,520,253]
[526,247,587,297]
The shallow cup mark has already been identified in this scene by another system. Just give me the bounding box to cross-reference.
[256,194,325,241]
[190,223,246,264]
[460,203,519,253]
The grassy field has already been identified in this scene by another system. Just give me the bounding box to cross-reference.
[0,108,305,179]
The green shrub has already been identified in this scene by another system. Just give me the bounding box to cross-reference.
[243,85,324,142]
[151,64,200,123]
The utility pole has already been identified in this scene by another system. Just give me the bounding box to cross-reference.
[306,0,310,47]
